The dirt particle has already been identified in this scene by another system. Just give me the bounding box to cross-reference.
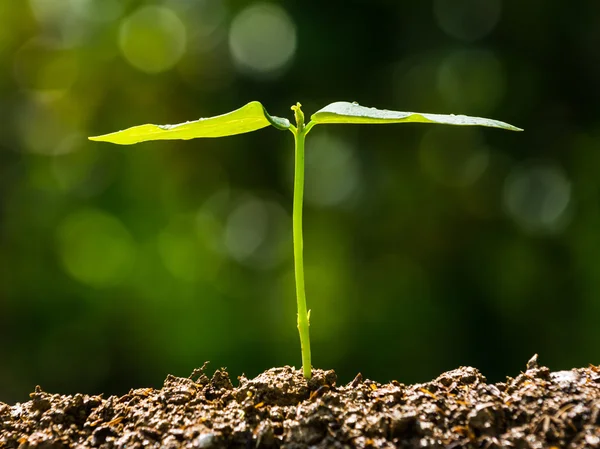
[467,403,504,435]
[138,426,162,440]
[551,370,581,387]
[585,434,600,447]
[192,432,216,448]
[527,354,539,371]
[91,425,117,446]
[390,411,418,437]
[30,387,51,414]
[161,375,197,404]
[19,431,66,449]
[349,373,363,388]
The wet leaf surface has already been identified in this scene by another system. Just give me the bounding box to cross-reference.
[311,102,523,131]
[1,360,599,449]
[88,102,290,145]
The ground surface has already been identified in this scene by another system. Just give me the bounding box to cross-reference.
[1,357,599,449]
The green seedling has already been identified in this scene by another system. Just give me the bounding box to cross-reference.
[89,101,521,379]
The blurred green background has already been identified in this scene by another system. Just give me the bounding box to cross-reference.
[2,0,599,403]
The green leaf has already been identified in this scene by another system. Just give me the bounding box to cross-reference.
[311,101,522,131]
[89,101,290,145]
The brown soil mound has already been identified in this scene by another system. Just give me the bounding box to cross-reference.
[1,356,599,448]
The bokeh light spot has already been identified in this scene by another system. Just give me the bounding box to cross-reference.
[433,0,502,42]
[168,0,227,50]
[305,133,360,207]
[57,208,136,287]
[157,214,222,282]
[503,162,572,234]
[29,0,65,24]
[119,6,186,74]
[419,127,489,187]
[228,3,296,77]
[223,196,289,269]
[157,225,199,282]
[28,0,102,46]
[16,98,74,155]
[14,39,79,94]
[51,140,114,197]
[71,0,122,22]
[225,198,268,262]
[437,49,505,113]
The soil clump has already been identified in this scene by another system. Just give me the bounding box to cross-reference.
[1,357,599,448]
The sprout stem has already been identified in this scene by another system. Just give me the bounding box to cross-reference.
[291,104,311,379]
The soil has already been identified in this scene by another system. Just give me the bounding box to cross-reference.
[1,356,599,449]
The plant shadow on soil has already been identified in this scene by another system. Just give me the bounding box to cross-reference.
[1,356,600,449]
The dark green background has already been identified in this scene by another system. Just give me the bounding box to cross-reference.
[2,1,599,404]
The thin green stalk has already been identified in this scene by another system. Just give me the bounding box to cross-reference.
[291,104,311,379]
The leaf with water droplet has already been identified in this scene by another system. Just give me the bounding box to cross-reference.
[311,101,522,131]
[88,101,290,145]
